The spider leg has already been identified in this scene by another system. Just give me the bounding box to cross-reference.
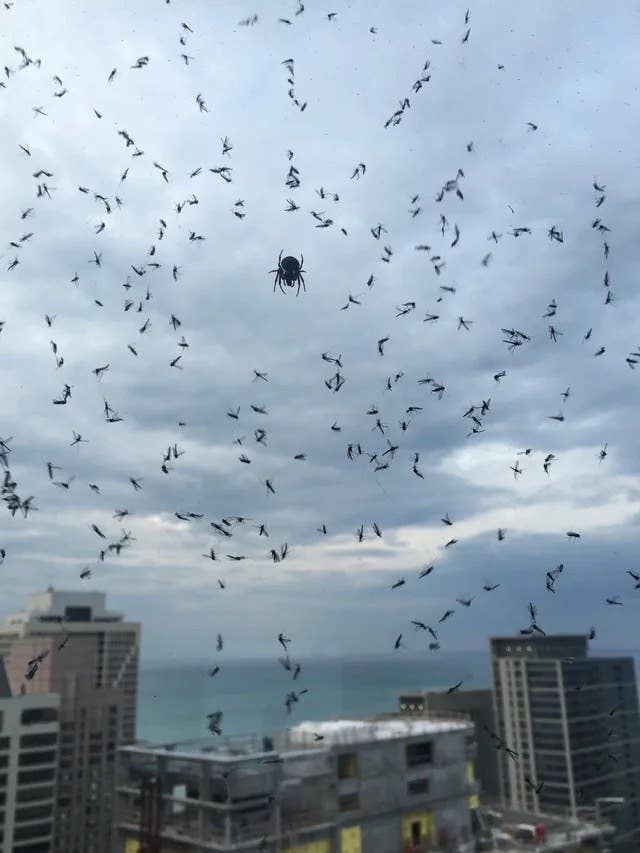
[296,279,301,296]
[298,273,306,294]
[299,254,303,269]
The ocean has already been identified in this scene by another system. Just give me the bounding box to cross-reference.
[136,652,492,745]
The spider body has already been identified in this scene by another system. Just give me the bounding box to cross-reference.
[270,250,306,295]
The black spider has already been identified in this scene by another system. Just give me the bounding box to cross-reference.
[270,250,306,295]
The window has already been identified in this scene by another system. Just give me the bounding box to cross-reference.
[17,768,55,785]
[15,803,53,823]
[339,792,359,812]
[16,786,55,803]
[338,753,357,779]
[12,821,52,841]
[15,844,53,853]
[21,708,58,725]
[407,778,430,796]
[64,606,92,621]
[406,741,433,767]
[19,750,56,767]
[172,783,187,814]
[20,733,58,749]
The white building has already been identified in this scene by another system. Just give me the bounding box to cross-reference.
[0,588,140,853]
[0,657,59,853]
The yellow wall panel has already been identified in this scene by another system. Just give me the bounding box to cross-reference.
[467,761,479,809]
[338,753,357,778]
[341,824,362,853]
[284,840,332,853]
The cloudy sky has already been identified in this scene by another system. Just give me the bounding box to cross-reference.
[1,0,639,662]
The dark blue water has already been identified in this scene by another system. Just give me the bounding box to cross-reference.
[136,652,491,744]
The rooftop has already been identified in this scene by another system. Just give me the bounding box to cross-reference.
[122,712,472,763]
[490,635,589,660]
[289,717,470,745]
[0,589,133,634]
[477,803,614,852]
[399,687,493,699]
[490,634,588,641]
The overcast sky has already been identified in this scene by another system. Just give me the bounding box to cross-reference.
[1,0,639,662]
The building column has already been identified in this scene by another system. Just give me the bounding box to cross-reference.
[557,663,577,818]
[198,760,206,842]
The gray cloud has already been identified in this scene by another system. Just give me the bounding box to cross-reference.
[1,0,639,660]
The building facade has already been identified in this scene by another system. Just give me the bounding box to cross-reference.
[116,714,477,852]
[0,589,140,853]
[0,658,59,853]
[491,634,640,849]
[398,688,499,799]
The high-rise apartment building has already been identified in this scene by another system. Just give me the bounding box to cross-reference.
[0,657,59,853]
[491,634,640,849]
[0,589,140,853]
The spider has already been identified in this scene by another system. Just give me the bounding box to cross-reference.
[269,250,306,295]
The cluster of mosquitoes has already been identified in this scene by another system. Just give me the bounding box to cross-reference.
[0,2,636,804]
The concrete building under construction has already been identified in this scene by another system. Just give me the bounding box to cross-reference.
[116,712,478,852]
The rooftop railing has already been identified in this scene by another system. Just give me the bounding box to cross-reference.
[120,711,474,769]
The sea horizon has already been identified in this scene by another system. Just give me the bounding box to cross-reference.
[136,650,492,745]
[141,646,640,665]
[136,648,640,746]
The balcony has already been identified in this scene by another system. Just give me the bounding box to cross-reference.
[117,782,280,816]
[117,802,334,847]
[230,818,273,842]
[119,810,224,846]
[10,820,54,847]
[281,806,334,831]
[162,821,211,844]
